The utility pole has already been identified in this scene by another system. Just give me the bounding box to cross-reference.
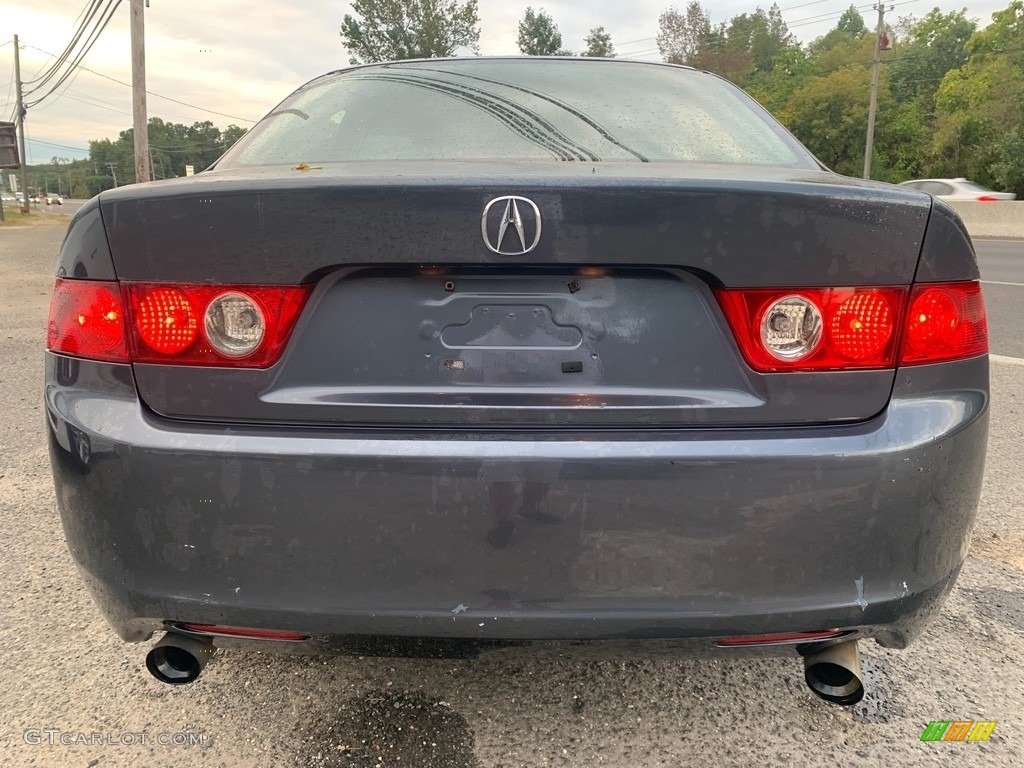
[130,0,150,184]
[107,162,119,188]
[862,5,890,179]
[13,34,30,212]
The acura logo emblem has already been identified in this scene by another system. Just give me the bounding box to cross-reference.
[481,196,542,255]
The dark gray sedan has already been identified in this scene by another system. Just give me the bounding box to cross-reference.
[45,58,988,706]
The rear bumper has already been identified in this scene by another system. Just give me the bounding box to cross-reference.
[46,353,989,651]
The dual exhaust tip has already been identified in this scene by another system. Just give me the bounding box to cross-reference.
[144,630,865,706]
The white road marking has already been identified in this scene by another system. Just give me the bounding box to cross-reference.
[991,354,1024,367]
[981,280,1024,287]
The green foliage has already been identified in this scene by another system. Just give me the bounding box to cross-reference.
[808,5,869,57]
[517,7,565,56]
[658,0,1023,194]
[836,5,869,36]
[888,9,975,105]
[41,118,250,195]
[582,26,615,57]
[657,2,711,64]
[779,65,889,176]
[672,4,792,88]
[928,2,1024,191]
[339,0,481,64]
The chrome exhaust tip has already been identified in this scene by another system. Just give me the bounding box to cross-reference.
[802,639,864,705]
[145,632,215,685]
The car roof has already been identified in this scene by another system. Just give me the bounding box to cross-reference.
[304,55,701,91]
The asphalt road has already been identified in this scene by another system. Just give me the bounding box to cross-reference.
[0,220,1022,768]
[978,238,1024,360]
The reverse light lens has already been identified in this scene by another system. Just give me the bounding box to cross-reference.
[760,295,823,360]
[901,282,987,364]
[134,287,199,354]
[204,292,266,357]
[47,279,128,362]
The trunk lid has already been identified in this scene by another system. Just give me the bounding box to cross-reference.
[100,163,930,428]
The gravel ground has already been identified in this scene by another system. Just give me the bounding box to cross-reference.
[1,219,1021,768]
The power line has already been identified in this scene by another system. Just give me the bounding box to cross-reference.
[788,4,875,28]
[779,0,836,10]
[1,68,14,117]
[25,1,124,107]
[24,0,109,88]
[616,36,656,47]
[29,138,90,152]
[22,43,257,123]
[36,89,132,117]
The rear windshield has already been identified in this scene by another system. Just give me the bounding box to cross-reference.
[218,59,813,168]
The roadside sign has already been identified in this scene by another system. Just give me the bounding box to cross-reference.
[0,123,19,169]
[185,165,195,177]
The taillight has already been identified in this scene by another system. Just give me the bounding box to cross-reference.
[976,195,999,202]
[901,282,987,365]
[716,287,905,371]
[124,284,311,367]
[47,279,129,362]
[48,280,310,367]
[716,282,986,371]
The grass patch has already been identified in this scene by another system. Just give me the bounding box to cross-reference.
[0,207,68,227]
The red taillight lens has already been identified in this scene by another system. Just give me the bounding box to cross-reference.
[976,195,999,202]
[829,291,895,362]
[715,287,905,371]
[47,279,129,362]
[124,283,311,367]
[135,287,199,354]
[901,282,987,365]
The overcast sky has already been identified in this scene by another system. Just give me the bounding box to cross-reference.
[0,0,1012,164]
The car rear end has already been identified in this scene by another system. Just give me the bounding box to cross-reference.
[45,59,988,702]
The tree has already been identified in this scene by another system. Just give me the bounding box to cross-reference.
[582,26,615,57]
[931,2,1024,193]
[687,5,793,87]
[657,2,711,65]
[517,7,566,55]
[339,0,481,65]
[749,4,791,73]
[836,5,868,36]
[779,65,890,176]
[222,125,248,149]
[810,5,868,55]
[888,9,976,104]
